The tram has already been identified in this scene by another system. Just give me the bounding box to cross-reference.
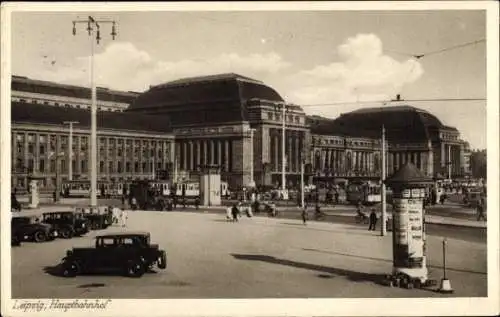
[346,181,382,205]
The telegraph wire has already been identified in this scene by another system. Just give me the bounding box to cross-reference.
[299,97,486,108]
[192,14,486,60]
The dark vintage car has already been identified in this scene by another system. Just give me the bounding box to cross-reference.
[12,215,58,242]
[60,231,167,278]
[81,209,113,230]
[42,211,89,239]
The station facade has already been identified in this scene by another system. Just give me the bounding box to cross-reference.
[10,74,471,191]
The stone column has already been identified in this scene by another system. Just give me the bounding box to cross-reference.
[196,141,201,168]
[24,132,29,173]
[182,141,188,171]
[188,141,194,171]
[295,134,300,173]
[33,133,40,174]
[217,140,222,167]
[224,140,230,172]
[441,142,445,168]
[288,134,293,172]
[274,134,279,172]
[105,137,110,177]
[428,147,434,177]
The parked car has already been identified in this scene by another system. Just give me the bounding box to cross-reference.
[60,231,167,278]
[42,211,89,239]
[80,209,113,230]
[12,215,58,242]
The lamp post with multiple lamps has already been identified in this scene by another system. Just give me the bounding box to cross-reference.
[63,121,79,181]
[249,128,256,188]
[273,102,288,199]
[72,16,117,209]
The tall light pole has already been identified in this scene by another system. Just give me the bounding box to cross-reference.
[72,16,117,209]
[381,125,387,236]
[249,128,256,188]
[280,103,287,199]
[49,151,65,202]
[63,121,79,181]
[300,151,305,209]
[447,145,452,180]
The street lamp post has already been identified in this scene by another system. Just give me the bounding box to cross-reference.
[72,16,117,209]
[300,151,305,209]
[277,103,287,199]
[50,151,65,202]
[63,121,79,181]
[448,145,451,179]
[249,128,256,188]
[381,125,387,236]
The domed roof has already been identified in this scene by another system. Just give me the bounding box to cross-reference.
[127,73,284,125]
[310,105,451,143]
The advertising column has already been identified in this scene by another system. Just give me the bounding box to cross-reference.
[386,163,432,284]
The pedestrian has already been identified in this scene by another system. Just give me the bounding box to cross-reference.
[121,194,126,209]
[301,205,308,225]
[231,203,239,222]
[194,196,200,210]
[440,193,446,205]
[131,196,137,211]
[368,208,378,231]
[477,198,486,221]
[120,208,128,227]
[52,190,57,203]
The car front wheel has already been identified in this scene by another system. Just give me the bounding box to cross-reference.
[157,251,167,269]
[62,261,79,277]
[33,231,47,242]
[126,260,145,278]
[60,228,73,239]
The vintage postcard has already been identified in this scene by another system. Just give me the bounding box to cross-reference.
[1,1,498,316]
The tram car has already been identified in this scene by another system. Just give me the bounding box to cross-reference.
[346,181,382,205]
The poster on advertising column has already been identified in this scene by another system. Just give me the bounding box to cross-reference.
[392,188,426,268]
[407,198,424,262]
[392,196,409,267]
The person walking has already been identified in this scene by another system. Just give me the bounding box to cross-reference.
[131,196,137,211]
[231,203,239,222]
[477,197,486,221]
[301,205,308,225]
[120,208,128,227]
[368,208,378,231]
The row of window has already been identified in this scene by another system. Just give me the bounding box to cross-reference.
[13,97,126,112]
[14,133,171,151]
[441,132,459,141]
[265,111,303,124]
[13,157,169,175]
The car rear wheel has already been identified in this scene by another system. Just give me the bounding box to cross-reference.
[157,251,167,269]
[60,228,73,239]
[126,260,145,278]
[33,231,47,242]
[62,261,79,277]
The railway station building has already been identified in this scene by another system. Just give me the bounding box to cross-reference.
[10,73,471,192]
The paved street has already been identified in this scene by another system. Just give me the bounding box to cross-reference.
[11,210,487,298]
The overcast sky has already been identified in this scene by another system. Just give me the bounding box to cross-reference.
[11,9,487,149]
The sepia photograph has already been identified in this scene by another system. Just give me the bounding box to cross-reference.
[1,2,498,316]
